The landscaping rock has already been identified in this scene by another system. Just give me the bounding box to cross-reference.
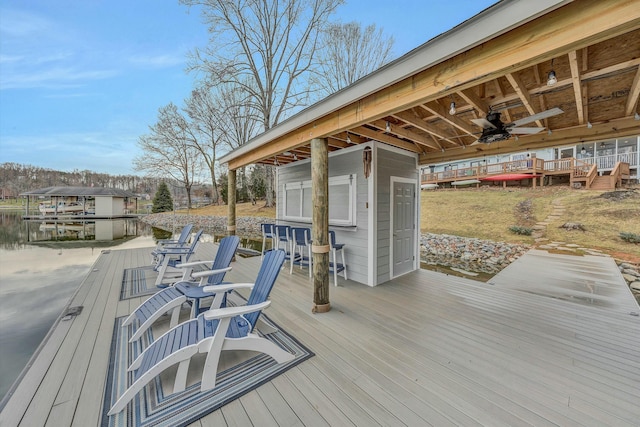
[420,233,529,275]
[560,222,586,231]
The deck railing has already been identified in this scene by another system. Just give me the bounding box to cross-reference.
[543,158,574,173]
[422,151,638,185]
[421,158,545,183]
[578,152,638,170]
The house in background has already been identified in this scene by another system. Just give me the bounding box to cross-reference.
[422,135,639,189]
[21,186,138,219]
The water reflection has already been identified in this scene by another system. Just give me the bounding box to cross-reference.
[0,210,153,401]
[0,211,266,402]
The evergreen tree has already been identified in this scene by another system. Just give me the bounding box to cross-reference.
[152,182,174,213]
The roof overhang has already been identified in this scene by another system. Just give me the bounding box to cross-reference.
[220,0,640,170]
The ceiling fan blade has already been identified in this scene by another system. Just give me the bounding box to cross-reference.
[509,107,563,127]
[471,118,496,129]
[510,127,544,134]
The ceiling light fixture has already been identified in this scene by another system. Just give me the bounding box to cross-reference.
[346,132,352,144]
[449,101,456,115]
[587,121,593,129]
[635,112,640,120]
[548,129,552,135]
[547,59,557,86]
[385,121,391,132]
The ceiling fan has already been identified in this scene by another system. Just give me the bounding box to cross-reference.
[471,107,563,143]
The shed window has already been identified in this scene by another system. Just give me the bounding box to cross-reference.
[283,174,356,226]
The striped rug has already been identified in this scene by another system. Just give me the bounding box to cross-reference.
[120,264,208,300]
[120,266,159,300]
[102,296,314,427]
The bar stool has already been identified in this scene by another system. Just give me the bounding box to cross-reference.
[329,230,347,286]
[274,225,292,266]
[260,223,275,259]
[290,227,312,277]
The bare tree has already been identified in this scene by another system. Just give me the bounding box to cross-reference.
[180,0,343,206]
[314,22,395,95]
[134,103,203,208]
[184,86,224,204]
[214,82,262,203]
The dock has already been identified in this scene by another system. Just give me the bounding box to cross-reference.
[1,243,639,426]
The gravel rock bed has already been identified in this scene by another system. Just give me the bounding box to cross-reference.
[619,262,640,304]
[420,233,529,274]
[142,213,268,239]
[142,214,530,275]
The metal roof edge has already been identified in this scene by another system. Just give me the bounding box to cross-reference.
[219,0,571,166]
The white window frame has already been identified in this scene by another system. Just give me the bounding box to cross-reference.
[283,174,356,226]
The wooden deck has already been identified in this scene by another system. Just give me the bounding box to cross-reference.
[2,243,639,426]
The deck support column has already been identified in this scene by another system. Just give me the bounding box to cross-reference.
[227,169,236,236]
[311,138,330,313]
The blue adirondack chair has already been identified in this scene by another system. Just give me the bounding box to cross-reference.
[152,229,204,287]
[123,235,240,343]
[108,249,293,416]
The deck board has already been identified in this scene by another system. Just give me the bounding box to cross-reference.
[1,244,639,426]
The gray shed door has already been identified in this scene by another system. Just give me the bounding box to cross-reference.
[392,181,415,277]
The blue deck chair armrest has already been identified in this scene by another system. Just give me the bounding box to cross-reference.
[202,282,255,294]
[203,300,271,321]
[174,260,215,282]
[157,247,192,255]
[156,242,190,249]
[156,238,180,244]
[191,266,233,280]
[175,260,214,269]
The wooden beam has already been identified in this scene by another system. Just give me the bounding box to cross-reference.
[625,66,640,116]
[495,78,513,123]
[392,111,458,144]
[227,169,236,237]
[581,47,589,123]
[350,126,423,153]
[369,120,440,149]
[418,116,640,164]
[532,64,549,128]
[226,1,640,170]
[505,72,542,126]
[481,57,640,110]
[327,138,350,149]
[422,100,478,136]
[458,89,489,116]
[568,50,585,124]
[311,138,330,313]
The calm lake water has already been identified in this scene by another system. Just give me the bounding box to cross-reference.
[0,211,158,401]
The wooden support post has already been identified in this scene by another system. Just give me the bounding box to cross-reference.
[227,169,236,237]
[311,138,330,313]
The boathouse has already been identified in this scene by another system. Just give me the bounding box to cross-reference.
[219,0,640,311]
[20,186,138,219]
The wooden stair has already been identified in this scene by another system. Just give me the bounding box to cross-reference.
[589,175,615,190]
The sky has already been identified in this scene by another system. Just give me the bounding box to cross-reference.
[0,0,496,175]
